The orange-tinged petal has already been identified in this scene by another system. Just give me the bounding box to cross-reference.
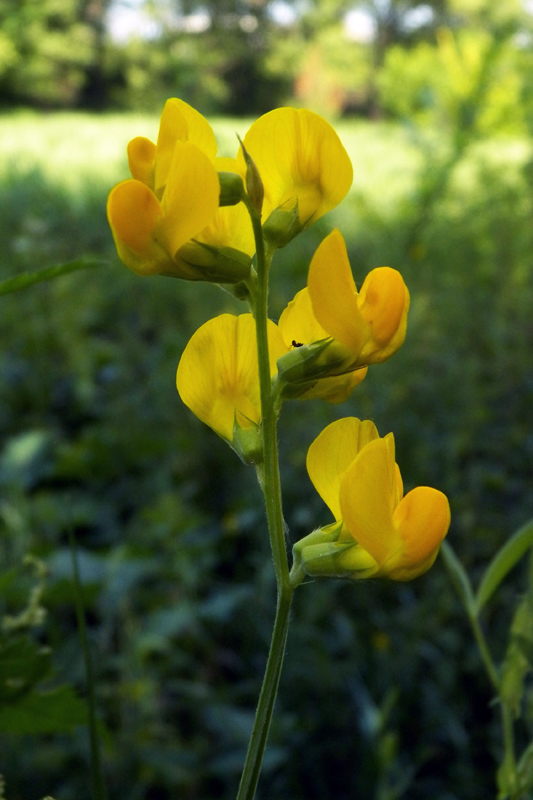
[339,437,402,565]
[358,268,410,363]
[176,314,286,442]
[107,179,172,276]
[308,229,369,356]
[155,98,217,193]
[161,141,220,257]
[127,136,156,188]
[241,107,353,225]
[384,487,450,580]
[307,417,380,520]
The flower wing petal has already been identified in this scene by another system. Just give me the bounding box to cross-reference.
[300,368,367,404]
[161,141,220,257]
[278,287,329,349]
[307,417,379,520]
[197,202,256,257]
[339,436,401,565]
[308,229,368,355]
[107,179,171,275]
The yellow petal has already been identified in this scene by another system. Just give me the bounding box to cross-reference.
[176,314,286,441]
[241,107,353,225]
[127,136,156,188]
[308,229,369,357]
[155,98,217,193]
[215,156,245,178]
[196,202,256,257]
[339,436,401,565]
[307,417,379,520]
[107,179,172,276]
[358,268,410,364]
[160,141,220,257]
[383,487,451,580]
[300,368,367,403]
[278,287,329,348]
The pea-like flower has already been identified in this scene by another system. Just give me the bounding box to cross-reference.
[292,418,450,582]
[176,314,287,463]
[277,229,409,394]
[107,98,254,282]
[240,107,353,240]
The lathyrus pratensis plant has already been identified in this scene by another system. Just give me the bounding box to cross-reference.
[107,98,451,799]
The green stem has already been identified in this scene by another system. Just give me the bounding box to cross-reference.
[68,529,108,800]
[467,610,500,694]
[236,587,293,800]
[235,195,293,800]
[467,612,519,796]
[245,196,290,591]
[501,701,519,800]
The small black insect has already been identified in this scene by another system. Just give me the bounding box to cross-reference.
[291,340,304,348]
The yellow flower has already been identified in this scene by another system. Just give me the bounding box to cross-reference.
[277,229,409,392]
[176,314,287,461]
[299,417,450,581]
[240,107,353,228]
[108,98,254,281]
[277,281,367,403]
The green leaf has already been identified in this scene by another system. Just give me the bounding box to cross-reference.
[0,258,107,297]
[475,518,533,614]
[0,685,87,734]
[501,593,533,716]
[440,541,476,616]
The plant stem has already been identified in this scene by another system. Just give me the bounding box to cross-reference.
[68,528,108,800]
[467,611,519,796]
[245,196,290,592]
[236,587,293,800]
[467,610,500,694]
[235,195,293,800]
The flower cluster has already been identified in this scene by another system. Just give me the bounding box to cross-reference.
[108,99,450,583]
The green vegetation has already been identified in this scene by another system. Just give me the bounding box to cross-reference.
[1,105,533,798]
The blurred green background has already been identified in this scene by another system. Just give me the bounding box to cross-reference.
[1,0,533,798]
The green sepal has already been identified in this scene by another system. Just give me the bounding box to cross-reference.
[231,420,263,467]
[262,201,303,249]
[276,337,354,396]
[174,241,252,284]
[291,522,379,584]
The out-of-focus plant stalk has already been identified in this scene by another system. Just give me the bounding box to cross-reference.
[69,528,108,800]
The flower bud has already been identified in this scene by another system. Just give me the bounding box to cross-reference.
[239,138,264,215]
[174,241,252,284]
[218,171,245,206]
